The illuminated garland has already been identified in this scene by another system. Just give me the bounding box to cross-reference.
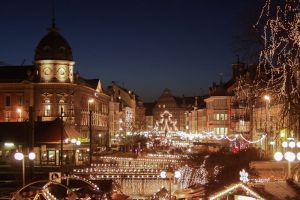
[209,183,264,200]
[235,0,300,132]
[66,174,100,190]
[176,131,266,144]
[178,161,211,188]
[240,134,266,144]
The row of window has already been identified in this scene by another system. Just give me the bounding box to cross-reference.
[213,127,228,135]
[81,112,108,127]
[4,95,23,107]
[4,110,23,122]
[212,113,228,121]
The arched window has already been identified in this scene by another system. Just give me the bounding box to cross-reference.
[58,99,66,116]
[44,99,51,117]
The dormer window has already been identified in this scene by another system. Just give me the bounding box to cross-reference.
[43,46,50,52]
[59,46,66,52]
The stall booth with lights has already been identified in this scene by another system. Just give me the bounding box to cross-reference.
[209,183,264,200]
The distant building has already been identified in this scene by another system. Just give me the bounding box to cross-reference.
[107,81,144,144]
[145,88,202,134]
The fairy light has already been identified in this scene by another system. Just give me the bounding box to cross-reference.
[176,131,265,144]
[154,110,179,134]
[209,183,265,200]
[239,134,266,144]
[235,0,300,135]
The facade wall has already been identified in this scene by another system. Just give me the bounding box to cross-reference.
[0,76,110,146]
[205,96,231,135]
[135,102,146,131]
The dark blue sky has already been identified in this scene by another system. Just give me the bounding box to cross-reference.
[0,0,260,101]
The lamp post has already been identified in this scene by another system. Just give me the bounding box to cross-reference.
[98,133,102,147]
[70,138,81,166]
[60,107,64,171]
[263,95,271,156]
[274,139,300,179]
[16,108,22,122]
[88,99,94,166]
[160,169,181,200]
[14,152,36,186]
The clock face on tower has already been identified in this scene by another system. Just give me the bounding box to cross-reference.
[43,67,51,75]
[57,67,65,76]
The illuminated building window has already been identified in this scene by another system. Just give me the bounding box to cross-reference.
[58,100,66,115]
[17,108,22,122]
[214,113,227,120]
[5,96,10,107]
[44,100,51,117]
[17,96,23,106]
[214,127,228,135]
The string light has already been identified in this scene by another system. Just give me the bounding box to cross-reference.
[209,183,265,200]
[235,0,300,136]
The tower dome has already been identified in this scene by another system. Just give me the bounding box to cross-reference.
[35,22,73,61]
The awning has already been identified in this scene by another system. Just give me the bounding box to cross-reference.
[64,125,83,139]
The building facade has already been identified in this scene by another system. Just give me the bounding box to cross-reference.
[0,22,110,165]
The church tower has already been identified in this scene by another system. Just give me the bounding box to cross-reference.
[34,20,75,83]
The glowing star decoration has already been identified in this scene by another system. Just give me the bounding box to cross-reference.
[239,169,249,183]
[154,110,178,134]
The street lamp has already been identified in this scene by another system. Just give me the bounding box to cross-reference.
[14,152,36,186]
[67,138,81,166]
[160,169,181,200]
[16,108,22,122]
[264,95,270,102]
[88,98,94,166]
[98,133,102,147]
[88,98,94,111]
[263,95,271,156]
[274,139,300,179]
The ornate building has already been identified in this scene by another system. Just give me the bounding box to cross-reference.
[150,88,201,134]
[107,82,138,144]
[0,21,110,165]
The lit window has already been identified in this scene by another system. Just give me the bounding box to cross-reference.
[214,113,227,120]
[17,96,23,106]
[214,127,228,135]
[5,96,10,107]
[58,100,65,116]
[44,104,51,117]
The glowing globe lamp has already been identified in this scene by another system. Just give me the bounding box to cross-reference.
[274,152,283,161]
[282,141,288,148]
[160,171,167,178]
[289,141,296,148]
[28,152,36,160]
[174,170,181,179]
[297,152,300,161]
[14,152,24,161]
[284,152,296,162]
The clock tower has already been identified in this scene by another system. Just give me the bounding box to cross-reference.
[34,21,74,83]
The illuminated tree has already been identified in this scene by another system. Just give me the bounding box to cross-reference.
[235,0,300,136]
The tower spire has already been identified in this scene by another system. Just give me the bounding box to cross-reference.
[49,0,58,32]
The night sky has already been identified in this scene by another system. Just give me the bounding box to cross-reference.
[1,0,261,102]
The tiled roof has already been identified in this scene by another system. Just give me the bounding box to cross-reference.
[0,65,36,83]
[35,26,73,61]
